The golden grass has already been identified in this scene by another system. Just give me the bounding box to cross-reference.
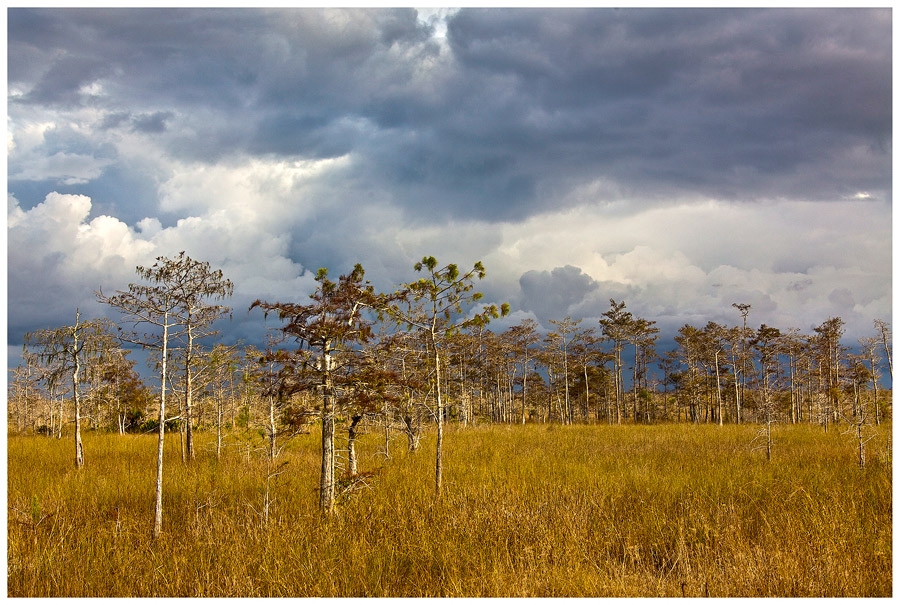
[7,422,892,597]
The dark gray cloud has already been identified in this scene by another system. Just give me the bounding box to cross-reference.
[132,112,174,134]
[9,8,890,219]
[444,8,891,205]
[519,265,600,324]
[6,8,892,356]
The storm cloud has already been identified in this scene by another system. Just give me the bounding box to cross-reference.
[7,8,892,365]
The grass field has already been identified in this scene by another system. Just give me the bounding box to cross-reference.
[7,422,892,597]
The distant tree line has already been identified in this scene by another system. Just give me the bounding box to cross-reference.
[9,253,892,526]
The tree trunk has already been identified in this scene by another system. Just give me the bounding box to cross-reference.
[268,394,277,460]
[404,414,420,452]
[153,314,169,539]
[521,358,528,424]
[319,346,336,515]
[179,416,185,463]
[184,321,195,462]
[72,311,84,469]
[615,345,623,424]
[382,405,391,459]
[563,348,571,425]
[544,371,552,423]
[857,422,866,468]
[584,365,591,424]
[216,394,223,460]
[434,348,444,496]
[632,347,639,423]
[347,414,363,476]
[714,350,723,426]
[869,351,880,426]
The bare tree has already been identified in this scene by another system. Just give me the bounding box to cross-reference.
[812,317,845,431]
[380,330,429,452]
[844,353,876,468]
[699,322,727,426]
[722,325,746,425]
[8,354,45,435]
[168,254,234,461]
[751,325,781,461]
[628,316,659,423]
[600,299,633,424]
[507,319,540,424]
[569,326,601,423]
[98,252,232,538]
[195,343,242,459]
[778,329,807,424]
[25,311,120,467]
[674,324,704,423]
[859,336,883,426]
[873,319,892,381]
[237,341,285,462]
[547,316,580,425]
[732,303,752,424]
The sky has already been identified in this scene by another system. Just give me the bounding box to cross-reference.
[6,7,893,370]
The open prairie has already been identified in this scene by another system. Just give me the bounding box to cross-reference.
[7,422,892,597]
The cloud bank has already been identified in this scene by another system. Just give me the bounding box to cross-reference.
[7,8,892,365]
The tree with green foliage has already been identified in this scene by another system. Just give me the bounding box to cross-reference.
[389,257,509,496]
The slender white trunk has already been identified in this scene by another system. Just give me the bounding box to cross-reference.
[268,394,277,460]
[562,344,570,425]
[184,319,195,462]
[216,395,223,460]
[731,350,741,426]
[435,347,444,496]
[382,402,391,459]
[616,346,623,424]
[856,422,866,468]
[584,364,590,424]
[72,310,84,469]
[153,312,168,539]
[633,346,639,423]
[714,349,723,426]
[521,357,528,425]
